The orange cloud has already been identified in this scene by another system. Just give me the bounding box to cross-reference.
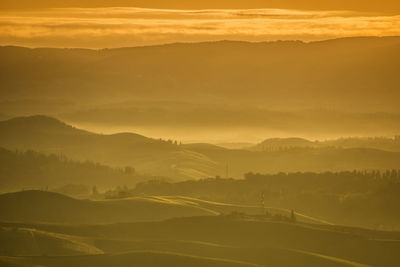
[0,7,399,48]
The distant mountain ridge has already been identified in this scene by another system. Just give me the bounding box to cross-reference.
[1,37,400,113]
[1,37,400,141]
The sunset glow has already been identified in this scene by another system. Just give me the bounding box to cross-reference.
[1,7,399,47]
[1,1,400,266]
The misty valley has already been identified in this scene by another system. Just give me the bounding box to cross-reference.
[1,3,400,265]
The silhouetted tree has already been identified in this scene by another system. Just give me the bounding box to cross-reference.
[291,209,296,223]
[92,185,99,196]
[124,166,135,175]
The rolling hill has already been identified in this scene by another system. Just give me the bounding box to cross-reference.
[132,170,400,229]
[1,115,400,180]
[0,190,220,224]
[0,251,263,267]
[1,215,400,266]
[185,144,400,175]
[0,147,147,193]
[0,116,219,180]
[252,137,400,152]
[1,189,400,266]
[0,190,340,225]
[0,226,102,256]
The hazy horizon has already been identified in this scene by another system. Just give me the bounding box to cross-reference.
[1,7,400,48]
[2,36,400,143]
[1,2,400,266]
[61,114,400,144]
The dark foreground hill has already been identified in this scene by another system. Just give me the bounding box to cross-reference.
[0,251,262,267]
[1,215,400,266]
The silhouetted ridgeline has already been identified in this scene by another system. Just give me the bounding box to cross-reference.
[1,37,400,140]
[131,171,400,229]
[1,37,399,112]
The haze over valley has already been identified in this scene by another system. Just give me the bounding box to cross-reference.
[1,37,400,142]
[1,1,400,266]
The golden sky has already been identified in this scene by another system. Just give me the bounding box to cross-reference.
[1,1,400,13]
[1,7,399,48]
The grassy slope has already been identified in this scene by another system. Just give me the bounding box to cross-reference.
[0,250,359,267]
[1,216,400,266]
[0,190,399,265]
[0,226,102,256]
[0,116,218,180]
[0,191,222,224]
[0,190,340,225]
[185,144,400,175]
[0,252,262,267]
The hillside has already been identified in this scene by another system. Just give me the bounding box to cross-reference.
[1,116,400,180]
[0,147,145,193]
[0,190,222,224]
[0,115,148,149]
[1,216,400,266]
[0,226,102,256]
[252,137,400,152]
[1,2,399,266]
[132,171,400,229]
[0,250,355,267]
[0,116,219,180]
[0,190,343,225]
[0,251,262,267]
[187,145,400,175]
